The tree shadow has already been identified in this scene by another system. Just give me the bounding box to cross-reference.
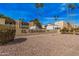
[75,33,79,35]
[7,38,27,45]
[0,38,27,46]
[8,38,27,44]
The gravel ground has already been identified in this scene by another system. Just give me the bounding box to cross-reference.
[0,33,79,56]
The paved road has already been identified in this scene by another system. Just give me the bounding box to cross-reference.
[0,33,79,56]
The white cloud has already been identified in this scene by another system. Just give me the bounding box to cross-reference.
[45,17,65,20]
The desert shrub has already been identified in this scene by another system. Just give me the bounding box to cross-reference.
[0,25,16,45]
[60,27,68,33]
[21,30,27,33]
[74,28,79,32]
[70,29,74,32]
[60,27,75,34]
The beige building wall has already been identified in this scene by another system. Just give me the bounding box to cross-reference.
[42,25,46,29]
[0,18,6,25]
[15,20,21,35]
[29,22,35,27]
[15,20,21,29]
[15,20,29,36]
[55,21,66,29]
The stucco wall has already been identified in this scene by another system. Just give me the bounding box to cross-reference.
[0,18,5,25]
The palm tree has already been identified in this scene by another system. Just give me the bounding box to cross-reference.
[66,22,74,33]
[66,4,77,32]
[67,22,72,28]
[19,18,24,22]
[0,14,5,18]
[53,15,59,22]
[67,3,76,10]
[33,18,42,28]
[66,3,76,23]
[35,3,44,8]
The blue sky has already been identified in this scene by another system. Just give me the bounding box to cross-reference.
[0,3,79,25]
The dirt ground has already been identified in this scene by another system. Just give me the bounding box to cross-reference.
[0,33,79,56]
